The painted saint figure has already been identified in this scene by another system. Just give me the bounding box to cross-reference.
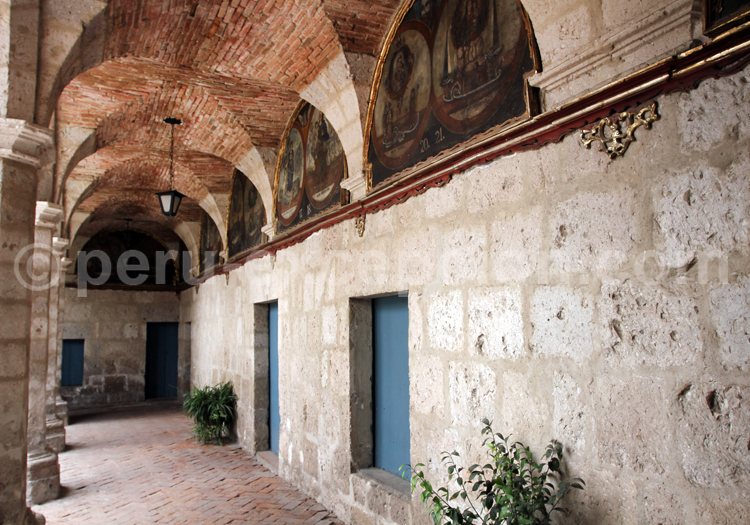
[382,37,421,149]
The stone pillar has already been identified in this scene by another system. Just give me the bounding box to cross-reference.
[25,202,63,505]
[0,118,54,524]
[0,0,48,519]
[0,126,53,523]
[45,240,69,455]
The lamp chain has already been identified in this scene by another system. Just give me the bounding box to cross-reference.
[169,122,175,191]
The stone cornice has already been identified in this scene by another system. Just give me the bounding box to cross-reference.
[261,224,275,241]
[529,0,698,109]
[0,118,54,168]
[340,174,368,201]
[52,237,69,255]
[35,202,63,228]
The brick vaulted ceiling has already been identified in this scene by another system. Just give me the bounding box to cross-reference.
[58,0,401,256]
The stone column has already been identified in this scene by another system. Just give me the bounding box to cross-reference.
[0,0,48,519]
[26,202,63,505]
[0,118,54,524]
[45,240,69,455]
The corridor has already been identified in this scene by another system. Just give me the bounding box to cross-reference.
[32,405,342,525]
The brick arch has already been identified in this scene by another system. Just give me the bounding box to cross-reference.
[58,57,300,227]
[69,197,201,276]
[66,149,229,248]
[47,0,405,244]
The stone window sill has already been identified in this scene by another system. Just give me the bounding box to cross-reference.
[354,467,411,500]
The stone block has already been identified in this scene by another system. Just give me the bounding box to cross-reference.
[351,506,377,525]
[530,286,592,361]
[0,343,27,379]
[465,155,530,214]
[395,227,437,289]
[0,306,31,339]
[654,166,750,267]
[600,279,702,368]
[677,382,750,487]
[467,287,524,359]
[427,290,463,352]
[103,375,126,394]
[710,277,750,370]
[561,468,638,525]
[552,373,586,455]
[592,375,670,474]
[441,227,486,286]
[321,305,337,346]
[550,191,638,273]
[500,371,551,445]
[123,323,139,339]
[531,4,594,69]
[411,359,443,416]
[26,451,60,505]
[678,70,750,153]
[693,494,750,524]
[449,362,496,427]
[351,472,371,507]
[641,483,686,525]
[490,206,542,283]
[423,174,464,219]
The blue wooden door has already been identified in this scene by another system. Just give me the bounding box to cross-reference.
[61,339,85,387]
[372,295,410,476]
[145,322,179,399]
[269,302,280,454]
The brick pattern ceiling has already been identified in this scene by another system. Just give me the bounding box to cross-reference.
[60,0,401,249]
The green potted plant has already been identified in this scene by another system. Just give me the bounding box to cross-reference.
[404,419,584,525]
[183,381,238,445]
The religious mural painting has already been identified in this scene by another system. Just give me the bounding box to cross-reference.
[368,0,538,188]
[227,170,266,259]
[705,0,750,35]
[199,211,222,272]
[275,101,347,232]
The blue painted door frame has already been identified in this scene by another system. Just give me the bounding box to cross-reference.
[372,295,410,476]
[269,302,280,454]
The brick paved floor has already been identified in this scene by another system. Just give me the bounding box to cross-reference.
[33,404,343,525]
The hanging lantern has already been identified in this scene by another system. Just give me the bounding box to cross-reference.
[156,117,185,218]
[155,189,184,217]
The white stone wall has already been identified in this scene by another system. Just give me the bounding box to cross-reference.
[179,66,750,525]
[60,288,181,409]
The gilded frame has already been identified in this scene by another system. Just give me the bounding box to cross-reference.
[198,210,222,273]
[226,168,267,262]
[363,0,542,192]
[704,0,750,36]
[272,99,349,234]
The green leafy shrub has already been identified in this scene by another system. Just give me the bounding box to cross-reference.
[183,381,238,445]
[404,419,584,525]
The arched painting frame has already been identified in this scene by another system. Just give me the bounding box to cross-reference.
[365,0,541,189]
[227,170,266,259]
[273,100,348,233]
[199,211,223,273]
